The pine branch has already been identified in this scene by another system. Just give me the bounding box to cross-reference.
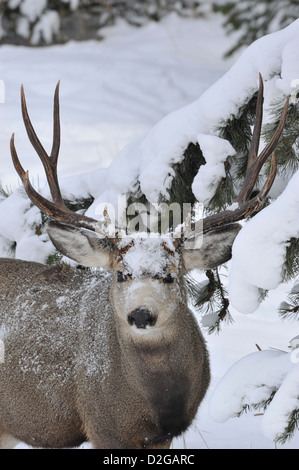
[279,280,299,321]
[167,142,205,208]
[205,158,235,212]
[236,390,277,418]
[282,238,299,283]
[186,267,233,334]
[0,183,12,200]
[214,0,299,57]
[275,408,299,444]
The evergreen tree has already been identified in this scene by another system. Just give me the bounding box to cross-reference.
[214,0,299,56]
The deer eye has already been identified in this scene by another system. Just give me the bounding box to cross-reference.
[163,274,174,284]
[117,271,127,282]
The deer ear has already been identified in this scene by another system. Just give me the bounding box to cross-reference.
[47,221,115,268]
[182,224,241,271]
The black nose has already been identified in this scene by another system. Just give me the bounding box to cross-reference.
[128,308,157,329]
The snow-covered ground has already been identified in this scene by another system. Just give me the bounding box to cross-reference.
[0,12,298,449]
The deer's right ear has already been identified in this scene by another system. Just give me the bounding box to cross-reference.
[182,223,241,271]
[47,221,115,269]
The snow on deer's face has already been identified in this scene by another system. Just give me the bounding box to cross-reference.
[110,236,184,334]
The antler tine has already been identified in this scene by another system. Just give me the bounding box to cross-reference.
[50,80,60,163]
[247,73,264,168]
[255,95,289,165]
[257,151,277,201]
[11,132,67,219]
[21,82,64,208]
[11,84,100,233]
[11,132,98,231]
[10,132,26,182]
[237,81,289,205]
[21,84,49,164]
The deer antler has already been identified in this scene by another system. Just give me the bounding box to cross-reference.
[200,73,289,234]
[10,82,99,232]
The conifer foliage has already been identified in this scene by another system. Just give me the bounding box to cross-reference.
[214,0,299,56]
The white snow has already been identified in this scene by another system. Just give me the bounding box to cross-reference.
[31,11,60,46]
[120,234,178,277]
[209,349,292,422]
[193,134,236,204]
[0,11,298,449]
[209,346,299,444]
[19,0,46,23]
[276,37,299,96]
[262,363,299,441]
[16,16,30,39]
[0,188,53,262]
[229,169,299,314]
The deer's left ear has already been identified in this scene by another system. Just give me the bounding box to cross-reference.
[182,223,241,271]
[47,220,115,269]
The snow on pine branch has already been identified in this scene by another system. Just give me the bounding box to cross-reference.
[262,362,299,443]
[192,134,236,206]
[0,188,54,263]
[209,350,292,423]
[209,345,299,443]
[229,169,299,314]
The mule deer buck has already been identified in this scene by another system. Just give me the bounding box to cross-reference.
[0,75,288,449]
